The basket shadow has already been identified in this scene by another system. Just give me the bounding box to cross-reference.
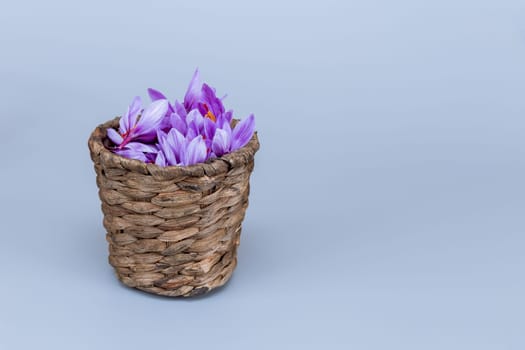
[115,273,238,301]
[67,217,114,279]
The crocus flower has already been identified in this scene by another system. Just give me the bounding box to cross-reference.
[179,69,231,125]
[198,83,225,122]
[182,70,228,120]
[108,69,256,167]
[107,97,169,148]
[156,129,207,166]
[107,96,141,147]
[211,114,255,156]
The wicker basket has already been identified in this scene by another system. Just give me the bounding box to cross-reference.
[88,117,259,297]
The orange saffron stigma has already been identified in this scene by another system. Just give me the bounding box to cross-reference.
[202,103,216,122]
[205,110,216,122]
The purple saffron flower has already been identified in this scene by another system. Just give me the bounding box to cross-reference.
[211,114,255,157]
[197,83,225,123]
[107,96,141,146]
[106,69,256,167]
[107,98,169,148]
[211,114,255,156]
[156,129,207,166]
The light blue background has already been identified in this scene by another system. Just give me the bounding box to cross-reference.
[1,0,524,349]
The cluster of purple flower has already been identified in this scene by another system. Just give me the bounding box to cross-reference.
[107,70,255,167]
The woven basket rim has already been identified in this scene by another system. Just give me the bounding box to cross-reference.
[88,117,260,179]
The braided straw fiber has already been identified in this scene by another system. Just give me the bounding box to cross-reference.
[88,117,259,297]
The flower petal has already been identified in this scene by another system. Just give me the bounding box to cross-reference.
[186,109,203,137]
[223,110,233,123]
[147,88,167,101]
[155,150,167,166]
[186,126,197,140]
[107,128,123,145]
[183,68,202,111]
[223,118,232,135]
[114,148,148,162]
[201,83,225,117]
[212,128,230,157]
[129,95,142,117]
[124,142,158,154]
[157,130,177,165]
[203,117,216,140]
[167,128,186,164]
[174,100,187,119]
[148,88,174,115]
[134,99,169,140]
[185,135,207,165]
[231,114,255,150]
[185,108,202,125]
[120,96,142,133]
[204,137,212,151]
[168,112,188,135]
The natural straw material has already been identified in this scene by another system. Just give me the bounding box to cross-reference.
[88,117,259,297]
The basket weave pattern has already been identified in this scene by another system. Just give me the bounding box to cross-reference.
[88,118,259,297]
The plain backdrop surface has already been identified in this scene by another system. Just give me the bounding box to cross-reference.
[1,0,524,349]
